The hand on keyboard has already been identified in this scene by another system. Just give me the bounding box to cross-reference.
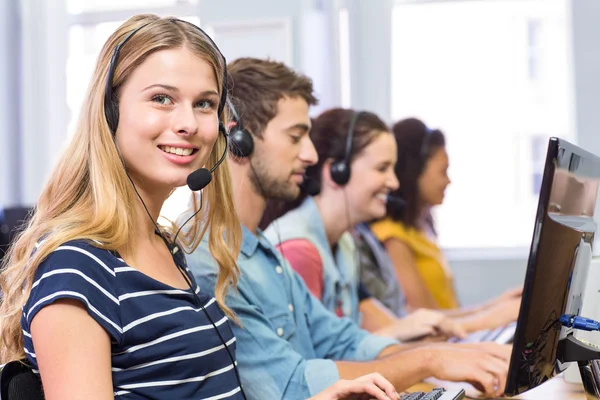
[400,387,465,400]
[425,343,508,397]
[308,373,400,400]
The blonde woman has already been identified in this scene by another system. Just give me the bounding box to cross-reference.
[0,14,398,400]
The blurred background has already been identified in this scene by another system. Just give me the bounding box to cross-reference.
[1,0,600,305]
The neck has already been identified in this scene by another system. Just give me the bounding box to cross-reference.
[416,203,432,232]
[229,160,266,234]
[130,178,171,242]
[313,193,351,246]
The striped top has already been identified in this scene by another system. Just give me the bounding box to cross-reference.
[21,240,243,399]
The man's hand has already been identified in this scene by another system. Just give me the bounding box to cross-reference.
[427,345,509,398]
[309,373,400,400]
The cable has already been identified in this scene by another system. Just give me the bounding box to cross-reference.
[126,174,247,400]
[560,314,600,331]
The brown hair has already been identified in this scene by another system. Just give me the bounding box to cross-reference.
[227,58,318,137]
[387,117,446,232]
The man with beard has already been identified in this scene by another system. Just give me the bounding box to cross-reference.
[187,57,509,400]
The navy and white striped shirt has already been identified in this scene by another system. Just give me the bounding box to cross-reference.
[21,240,243,399]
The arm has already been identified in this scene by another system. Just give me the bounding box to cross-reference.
[359,298,397,332]
[338,342,511,397]
[383,238,439,309]
[31,299,113,400]
[22,243,122,400]
[292,272,507,397]
[361,298,467,341]
[278,239,324,300]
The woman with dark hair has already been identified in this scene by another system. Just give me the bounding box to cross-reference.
[369,117,521,329]
[262,107,520,344]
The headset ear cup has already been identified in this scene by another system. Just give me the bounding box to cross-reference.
[330,161,350,185]
[229,127,254,158]
[105,93,119,134]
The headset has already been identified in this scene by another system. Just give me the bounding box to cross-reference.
[330,110,365,186]
[226,97,254,158]
[419,126,434,170]
[104,19,228,138]
[104,19,247,400]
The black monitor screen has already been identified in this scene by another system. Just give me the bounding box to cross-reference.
[505,137,600,395]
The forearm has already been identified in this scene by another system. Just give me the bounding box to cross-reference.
[335,347,433,392]
[376,342,431,358]
[359,298,397,333]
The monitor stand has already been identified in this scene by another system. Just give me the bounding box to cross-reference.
[558,334,600,399]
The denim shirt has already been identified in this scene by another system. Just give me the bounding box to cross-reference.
[264,197,361,324]
[187,225,398,400]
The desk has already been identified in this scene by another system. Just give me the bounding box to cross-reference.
[408,375,585,399]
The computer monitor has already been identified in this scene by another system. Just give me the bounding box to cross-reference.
[504,137,600,396]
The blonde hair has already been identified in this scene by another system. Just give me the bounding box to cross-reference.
[0,14,241,363]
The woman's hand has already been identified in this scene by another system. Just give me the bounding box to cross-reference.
[462,297,521,332]
[309,373,400,400]
[484,286,523,310]
[383,308,467,341]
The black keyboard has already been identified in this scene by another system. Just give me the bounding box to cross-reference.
[400,387,465,400]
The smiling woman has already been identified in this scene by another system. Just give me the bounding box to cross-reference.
[0,14,244,400]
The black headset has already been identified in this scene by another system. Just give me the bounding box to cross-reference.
[103,19,248,400]
[104,19,228,138]
[330,110,365,186]
[226,97,254,158]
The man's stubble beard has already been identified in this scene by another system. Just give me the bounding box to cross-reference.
[249,156,300,202]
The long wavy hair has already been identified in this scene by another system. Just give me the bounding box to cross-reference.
[0,14,241,363]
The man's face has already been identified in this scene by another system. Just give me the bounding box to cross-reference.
[249,96,317,201]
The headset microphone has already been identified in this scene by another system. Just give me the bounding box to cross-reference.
[300,175,321,196]
[386,194,406,208]
[187,168,213,192]
[172,128,229,249]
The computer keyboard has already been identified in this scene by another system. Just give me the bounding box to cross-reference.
[400,387,465,400]
[448,322,516,344]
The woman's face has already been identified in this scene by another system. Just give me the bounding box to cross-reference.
[345,132,399,223]
[115,46,220,193]
[419,147,451,206]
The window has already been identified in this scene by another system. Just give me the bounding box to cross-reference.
[530,135,549,196]
[391,0,572,249]
[338,8,351,108]
[527,19,543,81]
[67,0,198,14]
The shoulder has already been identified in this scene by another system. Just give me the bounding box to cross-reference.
[34,239,120,279]
[278,239,322,268]
[24,239,123,339]
[370,219,416,244]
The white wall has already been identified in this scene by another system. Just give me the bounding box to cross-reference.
[0,0,21,207]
